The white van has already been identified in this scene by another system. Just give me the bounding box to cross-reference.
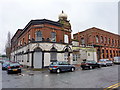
[113,57,120,64]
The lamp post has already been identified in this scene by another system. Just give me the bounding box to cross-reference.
[92,42,94,61]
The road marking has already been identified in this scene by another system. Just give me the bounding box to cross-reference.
[112,84,120,89]
[104,83,120,90]
[107,83,120,88]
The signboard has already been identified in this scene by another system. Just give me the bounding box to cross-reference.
[72,47,96,52]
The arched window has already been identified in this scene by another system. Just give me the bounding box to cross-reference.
[34,47,42,52]
[88,35,91,43]
[101,36,104,43]
[105,37,107,43]
[110,50,112,58]
[50,47,57,62]
[96,35,99,43]
[81,38,85,45]
[108,38,111,44]
[112,39,114,45]
[106,50,109,58]
[102,49,104,58]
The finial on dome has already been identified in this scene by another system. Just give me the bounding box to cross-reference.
[58,10,67,20]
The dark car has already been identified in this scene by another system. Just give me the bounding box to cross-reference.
[48,61,75,73]
[7,63,22,74]
[81,60,101,70]
[2,61,11,70]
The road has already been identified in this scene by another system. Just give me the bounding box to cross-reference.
[2,65,119,88]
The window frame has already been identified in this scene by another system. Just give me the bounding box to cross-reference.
[35,31,42,41]
[51,32,56,42]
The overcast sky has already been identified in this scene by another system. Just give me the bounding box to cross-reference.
[0,0,119,54]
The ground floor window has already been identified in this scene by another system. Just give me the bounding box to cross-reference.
[73,54,80,61]
[50,52,57,62]
[64,52,68,61]
[106,50,108,58]
[50,47,57,62]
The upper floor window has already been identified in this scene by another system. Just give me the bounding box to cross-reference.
[23,38,26,45]
[51,32,56,42]
[96,35,99,43]
[36,31,42,41]
[101,36,104,43]
[112,39,114,45]
[117,40,119,46]
[115,40,117,45]
[108,38,111,44]
[64,34,69,43]
[105,37,107,43]
[28,34,31,42]
[20,40,22,46]
[81,38,85,45]
[18,41,20,46]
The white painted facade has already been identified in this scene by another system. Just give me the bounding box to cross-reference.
[11,42,72,68]
[80,48,97,62]
[72,41,79,46]
[72,45,97,64]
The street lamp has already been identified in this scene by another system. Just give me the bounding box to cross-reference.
[92,42,94,61]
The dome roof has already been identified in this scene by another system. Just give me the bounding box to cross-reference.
[58,11,67,20]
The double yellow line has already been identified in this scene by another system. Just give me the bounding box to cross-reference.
[104,82,120,90]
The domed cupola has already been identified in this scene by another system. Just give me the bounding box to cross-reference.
[58,11,71,32]
[58,10,67,20]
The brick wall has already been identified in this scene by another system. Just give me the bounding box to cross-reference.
[73,27,120,60]
[11,22,71,52]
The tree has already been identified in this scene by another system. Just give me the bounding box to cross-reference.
[5,31,11,60]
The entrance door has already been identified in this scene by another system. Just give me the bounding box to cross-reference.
[33,52,42,68]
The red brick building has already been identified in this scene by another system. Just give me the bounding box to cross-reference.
[11,11,73,68]
[11,19,72,52]
[73,27,120,61]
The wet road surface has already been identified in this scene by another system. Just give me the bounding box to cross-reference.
[2,65,119,88]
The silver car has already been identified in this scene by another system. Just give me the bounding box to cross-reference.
[98,59,113,66]
[48,61,75,73]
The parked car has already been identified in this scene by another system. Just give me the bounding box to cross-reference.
[2,61,11,70]
[48,61,75,73]
[0,60,5,64]
[7,62,22,74]
[81,60,101,70]
[98,59,113,66]
[106,60,113,66]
